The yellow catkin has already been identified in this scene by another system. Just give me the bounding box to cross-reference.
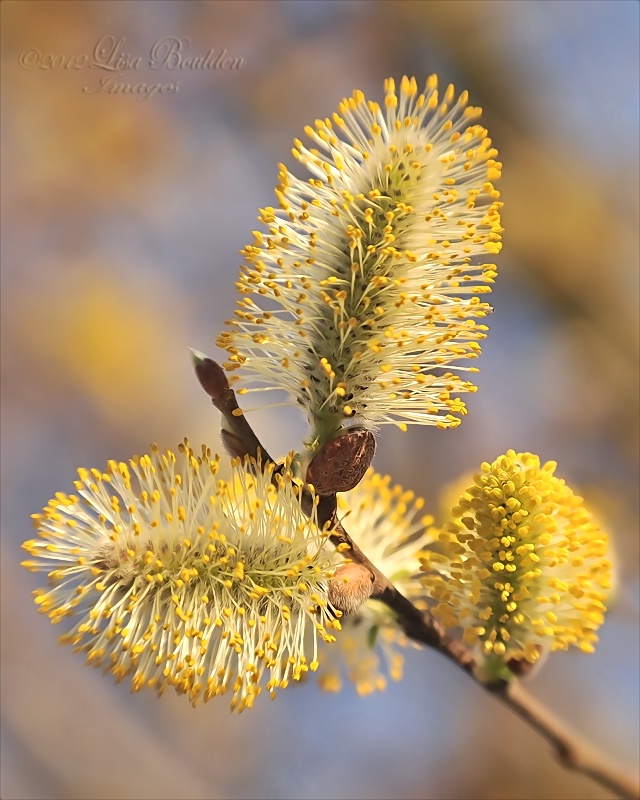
[421,451,612,663]
[22,446,337,711]
[217,75,502,443]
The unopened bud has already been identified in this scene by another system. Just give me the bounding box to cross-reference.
[328,563,374,615]
[191,349,230,403]
[306,429,376,496]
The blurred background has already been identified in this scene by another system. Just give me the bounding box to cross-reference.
[1,1,638,798]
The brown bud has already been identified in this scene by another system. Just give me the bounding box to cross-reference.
[328,563,374,615]
[306,428,376,496]
[191,350,230,403]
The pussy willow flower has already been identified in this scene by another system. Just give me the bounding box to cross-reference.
[317,468,434,695]
[22,443,341,711]
[217,75,502,447]
[421,451,612,665]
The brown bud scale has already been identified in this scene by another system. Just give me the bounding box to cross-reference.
[194,357,231,403]
[328,563,374,615]
[306,429,376,496]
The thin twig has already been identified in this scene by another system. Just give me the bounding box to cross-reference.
[194,357,640,800]
[495,681,639,800]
